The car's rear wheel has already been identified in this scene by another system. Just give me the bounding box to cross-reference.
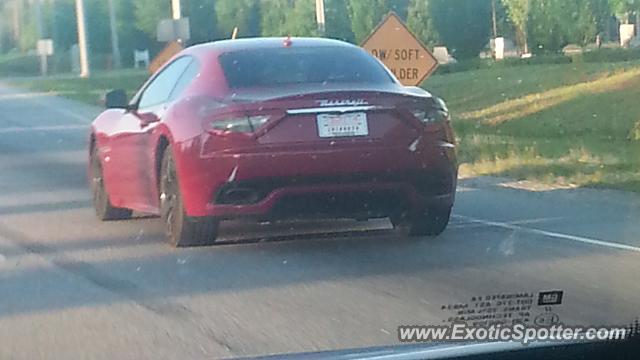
[392,206,451,237]
[90,146,133,221]
[160,146,219,247]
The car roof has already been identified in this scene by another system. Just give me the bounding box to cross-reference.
[185,37,359,57]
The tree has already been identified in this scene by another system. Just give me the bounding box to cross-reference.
[134,0,169,39]
[609,0,640,23]
[261,0,318,37]
[214,0,260,39]
[85,0,111,55]
[528,0,563,52]
[528,0,608,53]
[285,0,318,36]
[116,0,151,66]
[407,0,440,47]
[387,0,411,19]
[325,0,356,42]
[347,0,388,43]
[261,0,290,37]
[187,0,218,43]
[590,0,614,40]
[49,0,72,51]
[430,0,492,59]
[502,0,530,53]
[559,0,600,45]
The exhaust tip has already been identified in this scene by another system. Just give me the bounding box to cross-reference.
[217,187,260,205]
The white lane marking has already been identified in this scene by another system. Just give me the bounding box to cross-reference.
[450,217,564,229]
[0,124,87,134]
[449,223,494,229]
[508,216,565,225]
[0,92,65,100]
[454,214,640,253]
[456,186,478,192]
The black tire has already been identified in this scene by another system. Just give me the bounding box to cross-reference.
[90,146,133,221]
[160,146,219,247]
[392,206,452,237]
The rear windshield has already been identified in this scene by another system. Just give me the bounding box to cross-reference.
[219,46,394,88]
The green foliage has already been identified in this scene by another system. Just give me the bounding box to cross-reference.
[436,50,640,76]
[428,60,640,192]
[287,0,319,37]
[186,0,218,43]
[9,69,149,104]
[501,0,530,52]
[435,54,571,75]
[430,0,492,59]
[261,0,318,37]
[347,0,388,44]
[50,0,77,52]
[325,0,356,42]
[609,0,640,23]
[407,0,440,47]
[387,0,411,19]
[86,0,111,54]
[215,0,260,39]
[116,0,150,67]
[261,0,290,37]
[0,53,39,76]
[582,48,640,62]
[0,0,637,76]
[18,15,37,52]
[529,0,606,53]
[134,0,168,38]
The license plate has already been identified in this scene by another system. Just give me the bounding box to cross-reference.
[317,112,368,138]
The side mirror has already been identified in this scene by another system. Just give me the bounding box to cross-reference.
[105,89,129,109]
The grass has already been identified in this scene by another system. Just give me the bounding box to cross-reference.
[7,69,148,105]
[426,60,640,192]
[7,60,640,192]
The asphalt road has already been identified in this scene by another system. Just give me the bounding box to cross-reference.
[0,84,639,359]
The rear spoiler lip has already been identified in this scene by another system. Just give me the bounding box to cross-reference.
[286,105,393,115]
[224,84,433,103]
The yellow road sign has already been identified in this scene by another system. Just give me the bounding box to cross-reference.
[361,12,438,86]
[149,41,184,74]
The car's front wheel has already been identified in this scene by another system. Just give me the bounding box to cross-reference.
[90,146,133,221]
[160,146,219,247]
[392,206,452,237]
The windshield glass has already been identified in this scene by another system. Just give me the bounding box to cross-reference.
[219,46,394,88]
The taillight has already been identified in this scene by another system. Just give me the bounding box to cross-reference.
[411,97,449,124]
[209,115,270,133]
[411,108,448,124]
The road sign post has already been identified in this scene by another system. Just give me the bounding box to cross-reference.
[37,39,54,76]
[75,0,90,78]
[361,12,438,86]
[315,0,326,34]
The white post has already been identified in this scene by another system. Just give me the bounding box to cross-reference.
[35,0,46,76]
[75,0,90,78]
[171,0,182,43]
[171,0,181,20]
[315,0,325,35]
[107,0,121,69]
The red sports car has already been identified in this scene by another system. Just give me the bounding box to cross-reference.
[89,37,458,247]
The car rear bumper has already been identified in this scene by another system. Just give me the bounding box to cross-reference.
[178,142,457,219]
